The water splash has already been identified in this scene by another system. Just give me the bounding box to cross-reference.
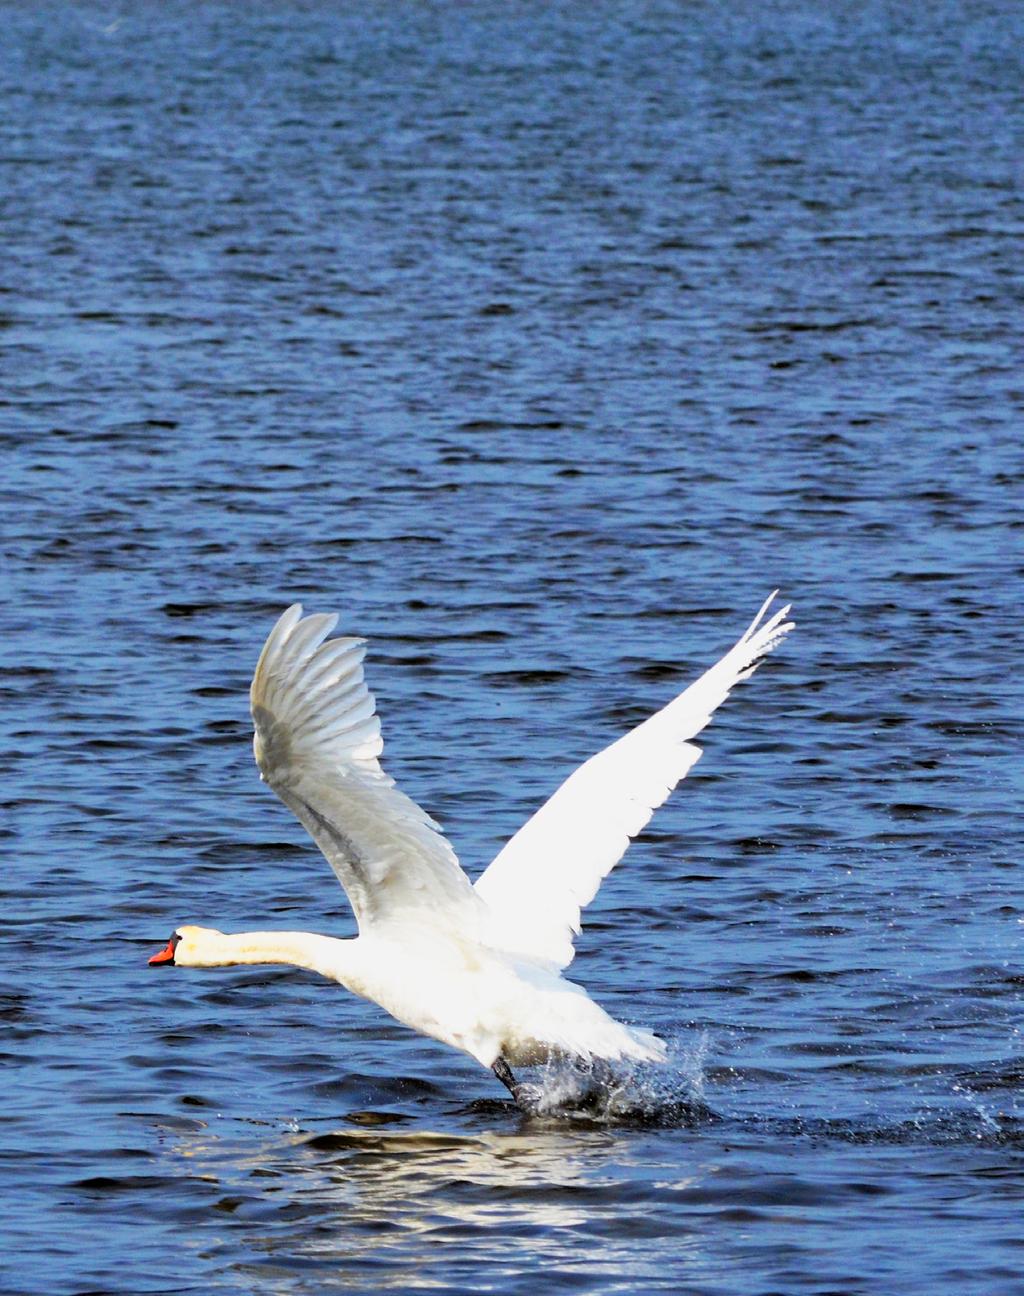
[515,1033,718,1126]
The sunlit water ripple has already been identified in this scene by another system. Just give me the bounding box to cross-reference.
[2,1,1023,1293]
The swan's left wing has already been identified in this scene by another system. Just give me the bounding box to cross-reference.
[251,605,484,934]
[475,593,794,968]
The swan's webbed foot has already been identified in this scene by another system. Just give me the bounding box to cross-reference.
[491,1057,540,1112]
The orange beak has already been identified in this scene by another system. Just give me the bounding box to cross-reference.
[149,937,178,966]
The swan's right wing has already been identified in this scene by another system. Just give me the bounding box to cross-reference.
[251,606,484,934]
[475,593,793,968]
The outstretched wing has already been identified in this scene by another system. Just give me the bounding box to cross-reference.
[251,605,484,934]
[475,593,794,968]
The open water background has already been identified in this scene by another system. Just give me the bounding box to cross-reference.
[2,2,1023,1292]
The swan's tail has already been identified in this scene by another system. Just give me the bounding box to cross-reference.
[621,1024,668,1065]
[578,1013,668,1066]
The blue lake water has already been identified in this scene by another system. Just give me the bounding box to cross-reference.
[2,1,1023,1292]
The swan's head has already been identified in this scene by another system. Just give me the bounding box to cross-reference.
[148,925,226,968]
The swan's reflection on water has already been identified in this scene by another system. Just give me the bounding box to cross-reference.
[175,1107,714,1290]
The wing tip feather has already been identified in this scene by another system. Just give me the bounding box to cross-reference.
[251,604,386,776]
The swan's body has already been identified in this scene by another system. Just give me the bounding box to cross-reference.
[151,594,793,1102]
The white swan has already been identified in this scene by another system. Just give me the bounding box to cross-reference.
[150,593,793,1105]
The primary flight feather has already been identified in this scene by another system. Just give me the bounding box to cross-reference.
[150,593,794,1107]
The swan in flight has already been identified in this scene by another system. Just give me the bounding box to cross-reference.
[150,593,793,1106]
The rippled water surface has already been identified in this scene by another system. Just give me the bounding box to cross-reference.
[3,2,1024,1293]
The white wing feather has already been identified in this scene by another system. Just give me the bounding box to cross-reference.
[475,593,794,968]
[251,605,484,934]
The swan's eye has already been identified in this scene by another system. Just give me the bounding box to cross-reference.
[148,932,181,967]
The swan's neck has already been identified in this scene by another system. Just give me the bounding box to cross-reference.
[192,930,362,990]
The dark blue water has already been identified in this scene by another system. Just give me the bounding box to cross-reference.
[3,2,1023,1292]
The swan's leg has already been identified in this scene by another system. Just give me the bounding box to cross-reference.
[492,1056,519,1096]
[492,1057,542,1113]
